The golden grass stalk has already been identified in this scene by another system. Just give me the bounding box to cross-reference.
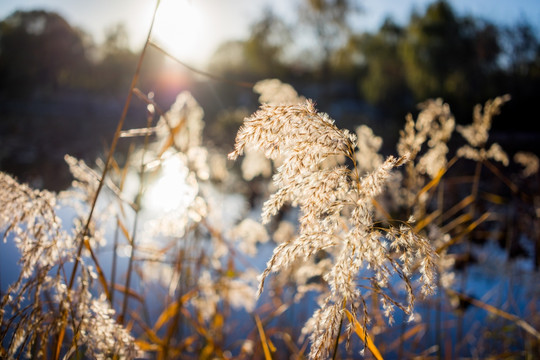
[255,314,275,360]
[344,309,384,360]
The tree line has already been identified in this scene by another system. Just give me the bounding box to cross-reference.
[210,0,540,131]
[1,1,539,131]
[0,10,164,98]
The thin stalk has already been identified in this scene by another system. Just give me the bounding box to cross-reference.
[54,1,161,358]
[120,99,155,324]
[255,314,274,360]
[470,160,482,212]
[436,179,444,360]
[161,245,186,360]
[446,288,540,339]
[482,159,520,196]
[436,277,442,360]
[331,311,344,360]
[110,216,120,306]
[149,41,254,88]
[66,0,160,294]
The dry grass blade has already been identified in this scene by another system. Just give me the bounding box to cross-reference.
[275,332,304,358]
[481,192,507,205]
[153,290,197,332]
[440,195,474,223]
[414,209,442,232]
[437,212,491,254]
[135,340,160,352]
[85,238,111,296]
[344,309,384,360]
[130,311,165,347]
[445,288,540,339]
[439,213,473,235]
[120,127,158,138]
[158,114,185,157]
[117,218,133,247]
[255,314,275,360]
[415,156,457,201]
[112,284,144,304]
[54,322,66,360]
[482,159,520,195]
[371,198,392,221]
[387,323,426,351]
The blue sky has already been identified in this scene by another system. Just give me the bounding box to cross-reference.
[1,0,539,66]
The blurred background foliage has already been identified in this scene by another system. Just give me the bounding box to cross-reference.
[0,0,539,189]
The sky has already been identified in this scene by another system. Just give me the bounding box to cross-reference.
[1,0,539,67]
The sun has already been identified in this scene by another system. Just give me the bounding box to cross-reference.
[152,0,206,64]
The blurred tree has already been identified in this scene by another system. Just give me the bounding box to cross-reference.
[209,10,289,79]
[495,21,540,133]
[400,1,500,107]
[103,23,130,56]
[329,35,364,77]
[243,10,290,77]
[298,0,362,76]
[208,40,246,74]
[78,23,164,96]
[0,10,88,97]
[357,18,411,109]
[501,22,540,76]
[87,24,139,95]
[401,1,465,100]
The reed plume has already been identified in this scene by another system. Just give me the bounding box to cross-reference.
[229,98,438,359]
[0,172,138,358]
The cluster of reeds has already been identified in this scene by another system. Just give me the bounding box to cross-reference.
[1,2,540,359]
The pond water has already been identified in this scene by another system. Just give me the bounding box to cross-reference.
[1,167,539,359]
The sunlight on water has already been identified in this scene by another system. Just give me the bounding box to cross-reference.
[144,154,197,214]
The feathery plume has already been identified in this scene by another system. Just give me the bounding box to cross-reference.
[457,95,511,165]
[514,152,539,178]
[230,95,437,359]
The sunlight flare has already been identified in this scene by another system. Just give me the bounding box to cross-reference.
[152,0,206,63]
